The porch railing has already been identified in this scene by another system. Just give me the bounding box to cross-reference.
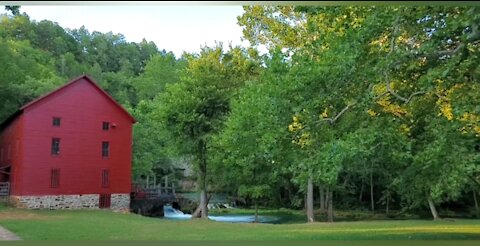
[0,182,9,196]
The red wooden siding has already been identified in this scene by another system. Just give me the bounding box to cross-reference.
[0,115,24,192]
[0,76,134,196]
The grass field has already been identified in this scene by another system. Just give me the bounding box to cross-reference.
[1,205,480,240]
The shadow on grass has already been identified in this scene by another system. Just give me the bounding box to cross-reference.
[210,207,480,225]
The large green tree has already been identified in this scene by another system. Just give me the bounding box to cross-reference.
[134,52,185,100]
[211,50,292,221]
[152,45,259,219]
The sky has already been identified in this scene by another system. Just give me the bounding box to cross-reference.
[2,4,252,57]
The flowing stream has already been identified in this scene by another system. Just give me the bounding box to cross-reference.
[163,205,278,223]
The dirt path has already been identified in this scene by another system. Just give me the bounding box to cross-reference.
[0,226,21,240]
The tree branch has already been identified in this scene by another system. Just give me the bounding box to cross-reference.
[388,19,400,56]
[383,16,425,105]
[406,91,427,103]
[417,13,480,61]
[434,92,447,100]
[378,13,480,105]
[468,21,480,42]
[385,72,408,103]
[468,175,480,189]
[373,91,389,101]
[320,103,355,125]
[383,71,426,104]
[438,22,479,57]
[435,43,466,58]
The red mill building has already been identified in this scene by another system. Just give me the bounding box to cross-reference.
[0,75,135,210]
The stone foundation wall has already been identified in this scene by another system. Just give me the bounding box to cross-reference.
[10,193,130,210]
[111,194,130,210]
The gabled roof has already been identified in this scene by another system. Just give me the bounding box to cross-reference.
[0,75,136,130]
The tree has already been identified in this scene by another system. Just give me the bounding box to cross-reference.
[130,100,174,180]
[0,38,62,121]
[365,6,480,219]
[211,50,291,222]
[5,6,20,16]
[239,5,382,222]
[152,45,259,219]
[0,12,36,41]
[134,52,185,100]
[239,4,480,221]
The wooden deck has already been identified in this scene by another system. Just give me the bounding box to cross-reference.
[132,184,177,202]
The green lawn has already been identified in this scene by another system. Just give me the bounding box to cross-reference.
[0,206,480,240]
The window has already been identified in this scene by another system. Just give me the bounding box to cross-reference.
[52,117,61,127]
[102,141,109,157]
[51,169,60,188]
[99,194,111,208]
[102,169,109,187]
[51,138,60,155]
[102,122,110,131]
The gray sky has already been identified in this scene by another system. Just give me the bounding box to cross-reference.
[3,4,252,57]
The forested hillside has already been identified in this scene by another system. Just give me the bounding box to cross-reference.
[1,5,479,222]
[0,7,184,181]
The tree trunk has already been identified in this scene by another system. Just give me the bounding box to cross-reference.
[303,194,307,210]
[191,204,202,218]
[473,190,478,211]
[325,187,330,213]
[285,186,292,206]
[279,188,284,205]
[359,183,364,202]
[370,166,374,214]
[192,193,212,218]
[386,195,389,216]
[474,190,479,218]
[200,189,208,218]
[254,199,258,223]
[307,177,314,223]
[327,190,333,223]
[319,185,325,211]
[427,195,440,220]
[198,139,208,219]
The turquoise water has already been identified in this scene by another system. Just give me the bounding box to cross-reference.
[163,205,279,223]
